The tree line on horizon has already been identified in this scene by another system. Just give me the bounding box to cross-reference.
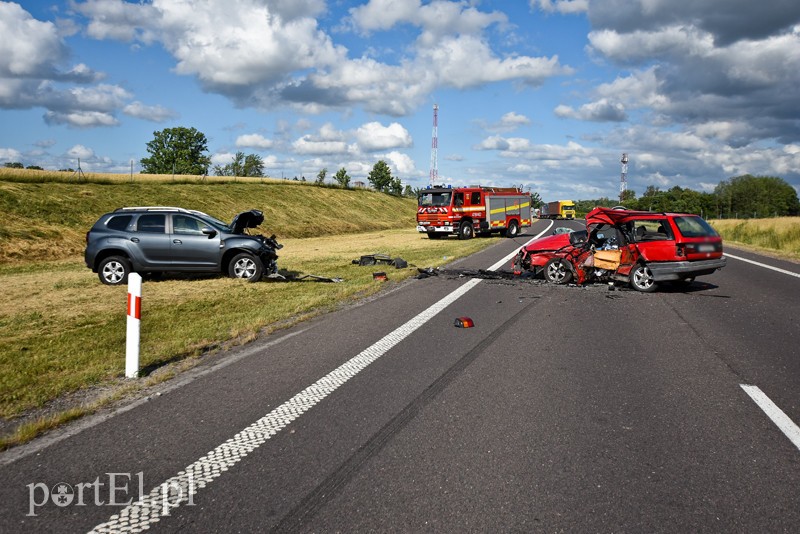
[569,175,799,219]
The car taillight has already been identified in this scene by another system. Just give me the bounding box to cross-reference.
[679,243,701,255]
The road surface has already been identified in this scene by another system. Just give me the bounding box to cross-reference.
[2,218,799,532]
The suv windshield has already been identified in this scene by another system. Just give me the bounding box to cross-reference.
[191,211,229,230]
[418,192,452,207]
[673,216,719,238]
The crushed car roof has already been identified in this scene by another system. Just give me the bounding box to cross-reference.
[585,207,696,226]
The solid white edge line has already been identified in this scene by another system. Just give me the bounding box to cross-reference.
[89,221,555,532]
[741,385,800,452]
[724,252,800,279]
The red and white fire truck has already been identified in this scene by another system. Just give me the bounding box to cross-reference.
[416,185,533,240]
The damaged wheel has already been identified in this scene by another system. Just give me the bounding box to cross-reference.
[630,263,657,292]
[544,258,572,284]
[229,252,264,282]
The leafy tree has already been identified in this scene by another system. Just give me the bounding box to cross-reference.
[26,165,44,170]
[529,191,543,209]
[714,174,799,218]
[214,152,264,177]
[367,160,393,192]
[315,168,328,185]
[389,176,403,196]
[575,197,615,214]
[140,127,211,175]
[334,167,351,188]
[4,162,23,169]
[403,185,415,197]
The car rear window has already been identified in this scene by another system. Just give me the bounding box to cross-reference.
[105,215,132,231]
[673,216,718,238]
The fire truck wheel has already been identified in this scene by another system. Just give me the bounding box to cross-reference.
[506,220,520,238]
[458,221,474,240]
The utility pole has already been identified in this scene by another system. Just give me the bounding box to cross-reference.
[619,153,628,203]
[429,104,438,186]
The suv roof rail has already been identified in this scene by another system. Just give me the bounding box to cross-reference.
[114,206,191,213]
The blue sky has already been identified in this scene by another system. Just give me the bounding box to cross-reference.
[2,0,799,201]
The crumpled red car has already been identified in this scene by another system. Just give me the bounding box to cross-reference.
[512,207,726,292]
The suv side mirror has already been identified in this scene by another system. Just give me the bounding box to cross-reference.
[201,226,217,238]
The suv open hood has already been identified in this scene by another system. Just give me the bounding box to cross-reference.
[229,209,264,234]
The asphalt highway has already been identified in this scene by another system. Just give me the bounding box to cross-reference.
[2,218,799,533]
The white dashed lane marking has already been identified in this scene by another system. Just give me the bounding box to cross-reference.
[741,385,800,453]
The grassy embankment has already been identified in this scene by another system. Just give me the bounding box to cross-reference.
[709,218,800,261]
[0,171,501,448]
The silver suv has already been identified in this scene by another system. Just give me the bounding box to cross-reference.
[84,207,281,285]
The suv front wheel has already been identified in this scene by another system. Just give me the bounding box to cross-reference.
[630,263,657,292]
[98,256,131,286]
[229,252,264,282]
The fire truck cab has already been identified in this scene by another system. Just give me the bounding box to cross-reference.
[416,185,532,240]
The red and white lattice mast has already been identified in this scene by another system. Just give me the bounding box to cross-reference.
[429,104,438,185]
[620,153,628,203]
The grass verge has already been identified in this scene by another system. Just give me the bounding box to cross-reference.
[0,229,501,448]
[710,217,800,261]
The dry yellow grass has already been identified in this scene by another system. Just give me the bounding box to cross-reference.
[710,217,800,260]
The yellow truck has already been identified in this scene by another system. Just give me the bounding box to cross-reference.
[543,200,576,220]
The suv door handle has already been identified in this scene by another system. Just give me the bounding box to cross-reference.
[130,237,139,243]
[173,239,182,244]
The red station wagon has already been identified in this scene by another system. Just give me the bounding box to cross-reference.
[512,207,726,292]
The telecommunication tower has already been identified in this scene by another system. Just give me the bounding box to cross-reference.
[619,153,628,203]
[429,104,439,185]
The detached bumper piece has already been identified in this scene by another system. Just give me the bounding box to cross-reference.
[353,254,408,269]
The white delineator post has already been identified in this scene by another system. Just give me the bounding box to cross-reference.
[126,273,142,378]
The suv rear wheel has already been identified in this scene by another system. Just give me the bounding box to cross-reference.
[630,263,657,292]
[229,252,264,282]
[98,256,131,286]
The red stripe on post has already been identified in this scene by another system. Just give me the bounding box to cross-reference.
[127,294,141,319]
